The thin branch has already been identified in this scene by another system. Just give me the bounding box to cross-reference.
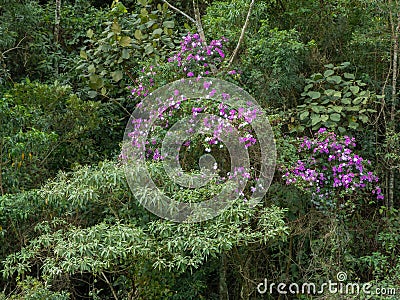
[226,0,255,69]
[193,0,207,46]
[102,272,119,300]
[1,36,27,57]
[161,0,195,23]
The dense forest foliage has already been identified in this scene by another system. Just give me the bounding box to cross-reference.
[0,0,399,299]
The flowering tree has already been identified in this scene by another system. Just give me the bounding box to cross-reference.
[123,32,276,222]
[283,128,384,211]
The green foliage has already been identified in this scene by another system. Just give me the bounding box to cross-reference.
[240,23,309,109]
[1,160,288,298]
[0,81,119,193]
[77,0,179,98]
[291,62,380,134]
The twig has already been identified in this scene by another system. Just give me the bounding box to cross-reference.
[102,271,119,300]
[226,0,255,69]
[192,0,207,46]
[161,0,195,23]
[1,36,27,57]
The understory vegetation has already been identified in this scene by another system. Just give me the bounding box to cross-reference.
[0,0,399,299]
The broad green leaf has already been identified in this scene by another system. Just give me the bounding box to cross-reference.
[163,21,174,28]
[144,45,154,54]
[324,89,335,96]
[321,114,329,122]
[348,121,359,130]
[327,75,342,84]
[111,70,123,82]
[311,115,321,126]
[324,63,334,68]
[332,106,343,113]
[333,91,342,98]
[344,72,355,79]
[353,97,363,105]
[350,86,360,94]
[307,91,321,99]
[153,28,163,36]
[311,73,323,80]
[304,83,314,92]
[88,64,96,73]
[134,30,142,40]
[359,115,369,123]
[324,70,334,77]
[330,113,341,122]
[80,50,88,59]
[111,22,121,34]
[88,90,97,98]
[299,111,309,120]
[119,36,132,47]
[89,75,104,89]
[341,98,351,105]
[87,29,94,38]
[121,48,130,59]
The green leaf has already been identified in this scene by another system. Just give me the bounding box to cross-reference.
[144,44,154,54]
[324,69,334,77]
[134,30,142,40]
[163,21,174,28]
[327,75,342,84]
[88,64,96,73]
[353,97,363,105]
[88,90,97,98]
[348,121,359,130]
[332,106,343,113]
[138,0,147,6]
[338,126,346,133]
[324,63,334,69]
[111,70,123,82]
[344,72,355,79]
[350,86,360,94]
[330,113,341,122]
[119,36,132,47]
[341,98,351,105]
[304,83,313,92]
[311,115,321,126]
[111,22,121,35]
[321,114,329,122]
[121,48,130,59]
[89,75,104,89]
[80,50,88,59]
[359,115,369,123]
[153,28,163,36]
[87,29,94,39]
[307,91,321,99]
[299,111,309,120]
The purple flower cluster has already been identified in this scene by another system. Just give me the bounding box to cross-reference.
[168,33,234,78]
[283,128,384,204]
[130,66,156,98]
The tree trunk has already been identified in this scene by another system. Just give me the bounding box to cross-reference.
[219,253,229,300]
[54,0,61,76]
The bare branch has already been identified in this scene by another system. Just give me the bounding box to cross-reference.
[192,0,207,46]
[226,0,255,69]
[102,272,119,300]
[161,0,195,23]
[1,36,27,57]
